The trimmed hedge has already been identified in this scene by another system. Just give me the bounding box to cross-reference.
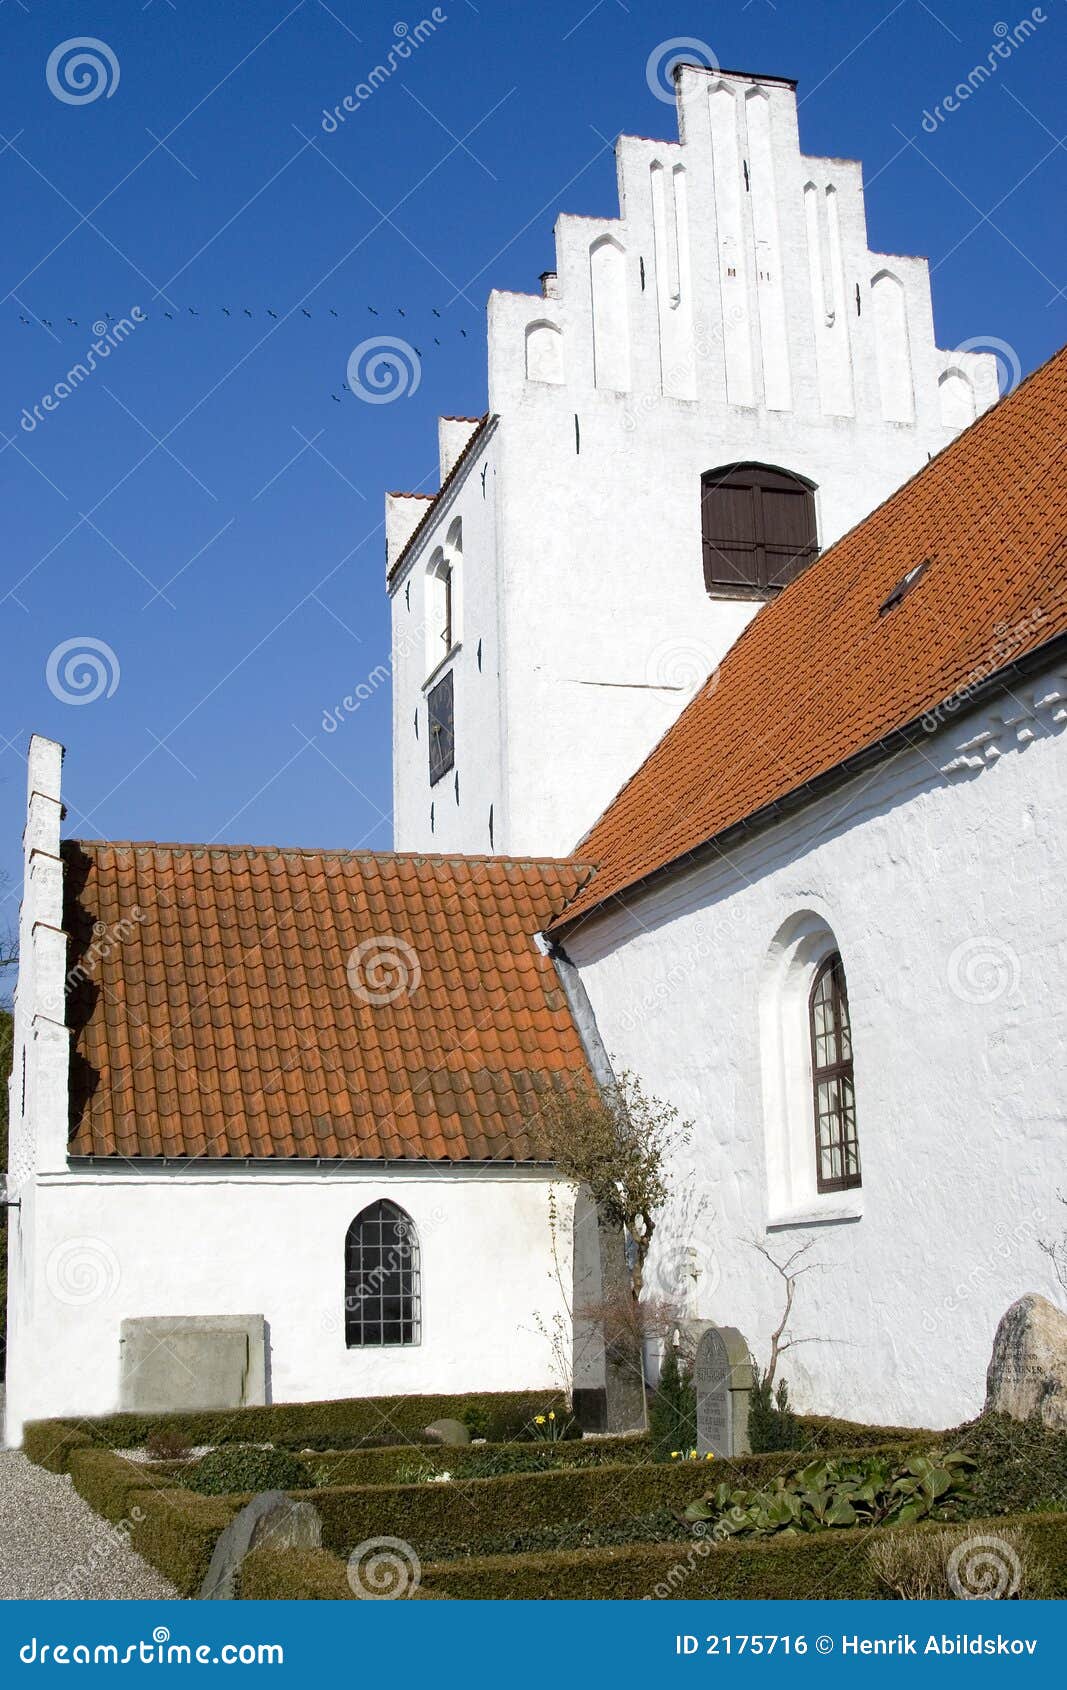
[22,1421,94,1473]
[418,1510,1067,1600]
[796,1415,932,1451]
[310,1441,920,1560]
[23,1391,567,1455]
[309,1433,651,1489]
[67,1448,173,1524]
[238,1546,355,1601]
[128,1487,240,1598]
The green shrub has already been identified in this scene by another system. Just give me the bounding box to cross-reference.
[181,1446,313,1497]
[22,1421,94,1473]
[417,1510,1067,1600]
[796,1414,929,1451]
[308,1433,650,1489]
[684,1450,975,1538]
[129,1487,239,1598]
[67,1447,177,1524]
[25,1393,568,1454]
[237,1547,355,1600]
[649,1348,697,1461]
[748,1376,800,1453]
[312,1459,711,1559]
[952,1415,1067,1517]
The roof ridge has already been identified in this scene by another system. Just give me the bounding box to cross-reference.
[64,837,597,870]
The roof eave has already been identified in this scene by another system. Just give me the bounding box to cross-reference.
[552,627,1067,937]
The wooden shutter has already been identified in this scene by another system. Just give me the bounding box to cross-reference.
[427,669,454,786]
[702,465,818,597]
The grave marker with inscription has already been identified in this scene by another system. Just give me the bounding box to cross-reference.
[692,1324,755,1457]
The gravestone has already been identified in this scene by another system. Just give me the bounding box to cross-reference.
[199,1491,322,1601]
[692,1324,755,1458]
[119,1315,266,1413]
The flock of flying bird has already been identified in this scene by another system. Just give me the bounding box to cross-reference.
[11,302,470,404]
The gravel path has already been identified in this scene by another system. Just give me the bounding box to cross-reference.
[0,1451,178,1601]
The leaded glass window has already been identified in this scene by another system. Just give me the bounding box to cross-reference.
[344,1201,421,1347]
[809,954,860,1193]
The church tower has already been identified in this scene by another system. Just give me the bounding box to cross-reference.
[386,65,999,859]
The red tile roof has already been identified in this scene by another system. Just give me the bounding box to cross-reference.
[555,344,1067,930]
[64,842,596,1162]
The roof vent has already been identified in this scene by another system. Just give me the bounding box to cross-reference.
[879,558,930,616]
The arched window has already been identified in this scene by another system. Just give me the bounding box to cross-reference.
[425,549,453,673]
[344,1201,421,1348]
[809,954,860,1193]
[701,463,818,598]
[424,520,462,676]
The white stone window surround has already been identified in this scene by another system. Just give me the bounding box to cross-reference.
[424,518,463,678]
[759,908,864,1230]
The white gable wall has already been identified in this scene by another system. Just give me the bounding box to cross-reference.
[389,67,999,859]
[561,663,1067,1428]
[5,1163,572,1444]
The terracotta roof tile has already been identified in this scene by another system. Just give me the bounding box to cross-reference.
[64,844,596,1162]
[555,345,1067,928]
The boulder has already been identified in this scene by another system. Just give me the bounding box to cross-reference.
[423,1418,470,1446]
[985,1294,1067,1431]
[199,1490,322,1600]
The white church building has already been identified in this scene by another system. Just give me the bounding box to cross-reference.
[6,65,1065,1445]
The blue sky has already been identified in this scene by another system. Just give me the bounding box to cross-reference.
[1,0,1065,938]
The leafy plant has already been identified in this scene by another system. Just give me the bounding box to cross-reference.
[530,1071,692,1297]
[650,1346,697,1461]
[683,1451,976,1539]
[748,1374,801,1453]
[181,1445,314,1497]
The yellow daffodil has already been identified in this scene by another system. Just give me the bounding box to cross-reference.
[548,1411,556,1421]
[705,1452,715,1461]
[670,1451,680,1459]
[534,1415,546,1425]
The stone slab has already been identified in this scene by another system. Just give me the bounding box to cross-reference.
[119,1315,266,1414]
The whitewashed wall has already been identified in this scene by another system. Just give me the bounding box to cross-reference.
[389,66,999,859]
[5,1164,572,1442]
[389,420,504,856]
[563,667,1067,1429]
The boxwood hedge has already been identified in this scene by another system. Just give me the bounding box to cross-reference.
[309,1433,650,1488]
[23,1391,568,1455]
[310,1442,923,1560]
[418,1511,1067,1600]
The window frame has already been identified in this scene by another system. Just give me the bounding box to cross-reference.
[701,462,818,600]
[808,953,861,1195]
[426,668,455,786]
[344,1200,422,1349]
